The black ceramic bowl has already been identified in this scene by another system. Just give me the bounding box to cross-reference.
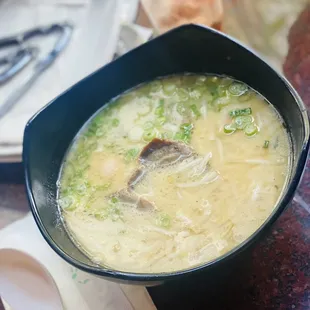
[23,25,309,285]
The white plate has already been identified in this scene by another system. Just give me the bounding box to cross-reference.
[0,0,139,162]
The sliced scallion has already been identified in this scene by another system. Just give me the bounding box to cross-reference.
[177,88,189,101]
[156,116,166,126]
[95,212,107,221]
[189,90,202,100]
[157,213,171,228]
[234,115,254,130]
[163,82,176,95]
[59,196,76,211]
[180,123,194,132]
[155,100,165,116]
[228,82,248,96]
[155,99,166,124]
[143,121,154,130]
[143,129,157,141]
[229,107,252,118]
[219,77,233,88]
[95,128,105,137]
[244,123,259,136]
[174,131,188,143]
[238,90,254,102]
[95,183,111,191]
[213,96,230,111]
[177,102,187,115]
[190,104,201,119]
[224,124,237,134]
[112,118,120,127]
[263,140,270,149]
[175,123,194,143]
[110,196,119,204]
[125,148,140,162]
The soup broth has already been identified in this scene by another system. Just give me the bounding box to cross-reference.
[58,75,290,273]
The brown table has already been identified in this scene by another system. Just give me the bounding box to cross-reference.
[1,4,310,310]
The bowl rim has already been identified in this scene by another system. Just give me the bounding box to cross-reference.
[23,24,310,282]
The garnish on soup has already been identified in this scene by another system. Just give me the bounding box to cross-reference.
[58,75,290,273]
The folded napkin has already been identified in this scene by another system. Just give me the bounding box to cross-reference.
[6,0,90,5]
[0,0,125,157]
[0,213,156,310]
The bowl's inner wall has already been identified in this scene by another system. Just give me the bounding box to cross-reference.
[24,25,307,274]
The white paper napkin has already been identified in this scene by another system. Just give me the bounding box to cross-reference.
[0,0,122,156]
[0,0,152,160]
[0,213,156,310]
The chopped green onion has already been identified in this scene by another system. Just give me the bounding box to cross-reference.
[219,77,233,88]
[177,102,187,115]
[125,148,139,162]
[143,129,157,141]
[189,90,202,99]
[216,78,233,97]
[111,197,119,204]
[143,121,154,130]
[92,114,104,126]
[95,128,105,137]
[157,213,171,228]
[95,212,107,221]
[234,115,254,130]
[161,131,173,139]
[74,169,86,179]
[180,123,194,132]
[238,90,254,102]
[84,124,96,136]
[108,204,123,222]
[224,124,237,134]
[112,118,120,127]
[163,82,176,95]
[75,181,90,195]
[155,102,164,117]
[229,108,252,118]
[175,123,194,143]
[195,85,208,96]
[244,123,259,136]
[213,96,231,111]
[190,104,201,119]
[174,131,188,143]
[216,87,228,97]
[156,116,166,126]
[177,88,189,101]
[263,140,270,148]
[204,77,218,96]
[95,203,123,222]
[137,103,152,116]
[95,183,111,191]
[229,82,248,96]
[155,99,166,124]
[59,196,76,211]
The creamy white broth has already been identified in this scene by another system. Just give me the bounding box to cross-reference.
[58,75,290,273]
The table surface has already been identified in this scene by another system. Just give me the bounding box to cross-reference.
[1,4,310,310]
